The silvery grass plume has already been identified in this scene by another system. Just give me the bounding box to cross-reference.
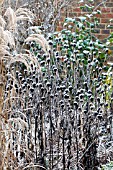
[25,33,50,54]
[0,5,50,67]
[0,6,34,55]
[0,4,50,169]
[0,0,4,5]
[4,6,34,31]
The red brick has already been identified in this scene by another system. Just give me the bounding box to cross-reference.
[110,8,113,13]
[97,24,105,29]
[101,18,110,23]
[106,3,113,7]
[94,34,108,40]
[68,12,77,17]
[56,0,113,41]
[56,26,62,31]
[101,29,110,34]
[77,13,84,17]
[101,7,111,13]
[95,13,102,18]
[73,8,81,13]
[101,13,113,18]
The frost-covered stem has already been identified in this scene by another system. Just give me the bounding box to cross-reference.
[62,129,65,170]
[111,116,113,141]
[35,115,38,161]
[75,105,79,170]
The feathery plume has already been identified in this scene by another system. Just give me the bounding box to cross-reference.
[0,16,6,28]
[4,7,16,30]
[25,34,50,53]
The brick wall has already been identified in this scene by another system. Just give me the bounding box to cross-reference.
[57,0,113,41]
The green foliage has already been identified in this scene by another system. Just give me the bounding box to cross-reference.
[30,10,112,128]
[33,8,110,98]
[101,162,113,170]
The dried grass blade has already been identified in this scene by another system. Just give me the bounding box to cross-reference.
[8,118,28,128]
[6,55,30,70]
[23,164,47,170]
[28,26,42,34]
[0,0,4,5]
[0,15,6,28]
[4,7,16,30]
[25,34,50,53]
[3,30,15,47]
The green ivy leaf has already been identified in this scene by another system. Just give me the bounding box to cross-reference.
[99,53,105,59]
[41,67,47,72]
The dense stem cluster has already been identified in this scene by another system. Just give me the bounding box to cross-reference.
[2,22,113,169]
[0,1,113,170]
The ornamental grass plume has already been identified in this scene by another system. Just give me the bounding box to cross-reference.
[0,2,48,169]
[0,0,4,5]
[25,34,50,54]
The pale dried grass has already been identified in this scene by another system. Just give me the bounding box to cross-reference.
[25,34,50,53]
[0,3,43,169]
[4,7,16,30]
